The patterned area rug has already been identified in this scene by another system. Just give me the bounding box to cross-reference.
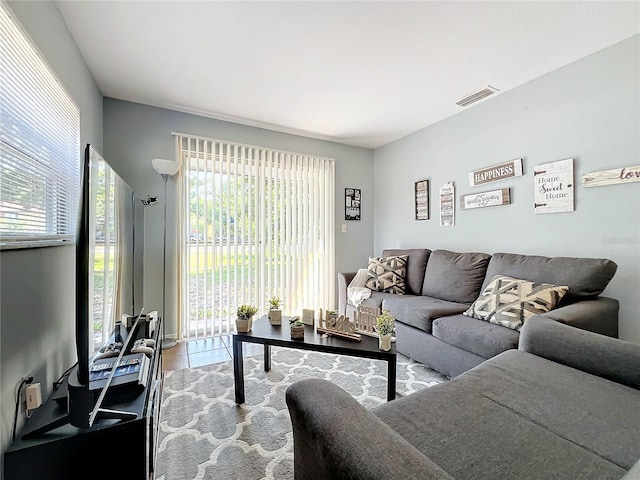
[155,347,448,480]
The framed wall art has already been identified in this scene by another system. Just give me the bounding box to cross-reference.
[345,188,361,220]
[468,158,523,187]
[533,158,574,214]
[439,182,455,227]
[583,164,640,187]
[415,179,430,220]
[461,188,511,209]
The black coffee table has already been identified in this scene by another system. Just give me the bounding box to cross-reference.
[232,315,397,403]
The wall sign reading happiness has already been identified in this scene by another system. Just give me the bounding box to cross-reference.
[468,159,523,187]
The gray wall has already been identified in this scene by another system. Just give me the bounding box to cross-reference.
[373,36,640,342]
[0,1,103,459]
[103,99,374,342]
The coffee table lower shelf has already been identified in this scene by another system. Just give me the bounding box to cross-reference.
[232,316,397,404]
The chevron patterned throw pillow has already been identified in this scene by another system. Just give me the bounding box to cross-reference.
[463,274,569,331]
[365,255,408,294]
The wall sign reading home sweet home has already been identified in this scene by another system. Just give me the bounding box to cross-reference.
[533,158,574,214]
[582,165,640,187]
[461,188,511,210]
[468,158,523,187]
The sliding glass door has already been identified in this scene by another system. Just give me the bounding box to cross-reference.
[176,135,335,339]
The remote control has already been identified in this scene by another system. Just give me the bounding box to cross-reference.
[131,344,154,356]
[93,341,123,360]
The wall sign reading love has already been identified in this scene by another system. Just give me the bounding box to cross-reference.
[582,165,640,188]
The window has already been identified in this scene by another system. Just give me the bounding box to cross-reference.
[0,2,80,248]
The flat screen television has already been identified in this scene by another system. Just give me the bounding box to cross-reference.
[75,144,145,388]
[25,144,146,435]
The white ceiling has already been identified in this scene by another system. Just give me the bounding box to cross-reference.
[55,1,639,149]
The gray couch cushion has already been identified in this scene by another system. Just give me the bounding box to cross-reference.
[431,314,519,359]
[350,291,406,310]
[382,296,469,333]
[458,350,640,471]
[373,354,630,480]
[483,252,617,302]
[422,250,491,303]
[382,248,431,295]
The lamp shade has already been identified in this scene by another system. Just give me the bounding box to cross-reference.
[152,158,179,176]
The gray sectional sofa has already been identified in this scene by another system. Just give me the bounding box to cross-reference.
[338,249,618,377]
[286,317,640,480]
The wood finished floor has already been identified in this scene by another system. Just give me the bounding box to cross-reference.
[161,335,264,373]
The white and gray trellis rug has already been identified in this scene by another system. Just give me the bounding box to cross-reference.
[155,347,448,480]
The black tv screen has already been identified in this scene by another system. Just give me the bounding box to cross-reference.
[73,144,145,421]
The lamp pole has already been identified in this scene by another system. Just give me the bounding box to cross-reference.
[152,158,180,350]
[160,173,176,349]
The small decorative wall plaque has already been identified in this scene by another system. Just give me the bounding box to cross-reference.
[461,188,511,210]
[302,309,315,327]
[582,165,640,187]
[345,188,361,220]
[534,158,574,214]
[468,159,523,187]
[415,179,430,220]
[439,182,455,227]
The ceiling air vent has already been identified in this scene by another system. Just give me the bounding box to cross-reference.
[455,86,499,107]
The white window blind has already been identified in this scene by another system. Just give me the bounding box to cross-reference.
[176,133,335,339]
[0,2,80,248]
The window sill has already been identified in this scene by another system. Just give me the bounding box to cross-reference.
[0,237,75,251]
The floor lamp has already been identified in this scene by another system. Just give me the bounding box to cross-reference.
[152,158,180,349]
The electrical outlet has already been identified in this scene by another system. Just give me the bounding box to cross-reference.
[26,383,42,410]
[17,375,34,415]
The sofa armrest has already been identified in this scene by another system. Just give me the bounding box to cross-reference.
[337,271,356,317]
[286,379,454,480]
[540,296,619,337]
[519,317,640,389]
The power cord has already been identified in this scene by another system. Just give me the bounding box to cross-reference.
[52,363,76,393]
[12,377,33,441]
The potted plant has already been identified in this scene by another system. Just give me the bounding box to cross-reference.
[267,295,283,325]
[236,304,258,333]
[290,318,305,340]
[375,310,395,351]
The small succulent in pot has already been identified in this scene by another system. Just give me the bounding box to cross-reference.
[237,304,258,319]
[268,296,283,325]
[290,317,305,339]
[290,318,304,327]
[268,295,282,310]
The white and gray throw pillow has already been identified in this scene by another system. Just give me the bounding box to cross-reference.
[366,255,408,295]
[464,274,569,331]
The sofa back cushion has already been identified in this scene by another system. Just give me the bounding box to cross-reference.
[422,250,492,303]
[381,248,431,296]
[482,253,617,302]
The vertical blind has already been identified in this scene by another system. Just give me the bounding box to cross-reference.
[0,2,80,246]
[176,133,335,339]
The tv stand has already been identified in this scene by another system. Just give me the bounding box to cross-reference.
[3,319,163,480]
